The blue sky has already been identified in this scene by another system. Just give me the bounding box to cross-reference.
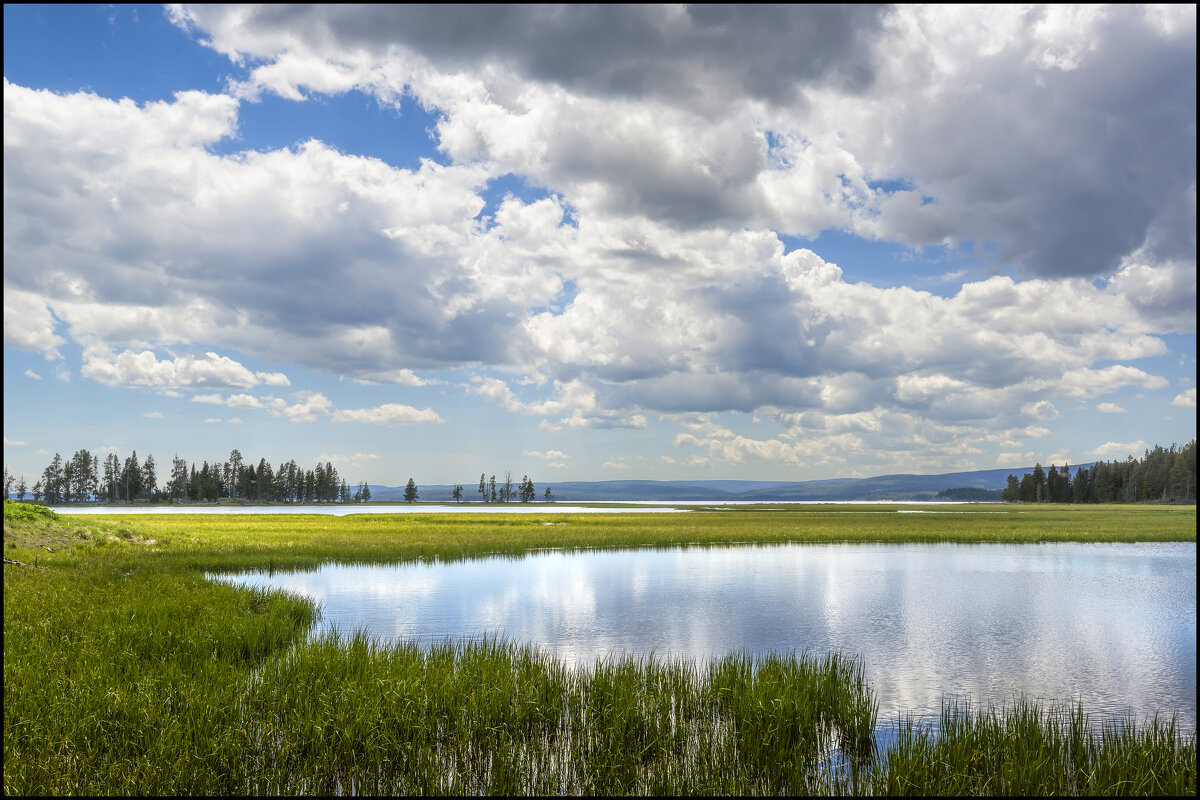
[3,4,1196,488]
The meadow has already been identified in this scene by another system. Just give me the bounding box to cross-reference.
[3,501,1196,795]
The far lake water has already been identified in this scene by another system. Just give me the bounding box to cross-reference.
[212,541,1197,731]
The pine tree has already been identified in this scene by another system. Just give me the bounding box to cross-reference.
[404,478,419,503]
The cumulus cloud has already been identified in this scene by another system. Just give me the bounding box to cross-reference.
[1087,440,1149,461]
[255,371,291,386]
[1095,402,1126,414]
[330,402,444,425]
[82,349,260,390]
[525,449,571,462]
[266,392,333,423]
[24,369,42,380]
[4,6,1194,475]
[1172,388,1196,407]
[3,289,65,358]
[173,4,1194,281]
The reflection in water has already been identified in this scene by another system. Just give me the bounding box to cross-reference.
[212,542,1197,730]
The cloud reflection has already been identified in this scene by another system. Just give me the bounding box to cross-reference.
[213,541,1196,730]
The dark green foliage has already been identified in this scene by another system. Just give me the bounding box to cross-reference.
[32,448,367,505]
[1004,440,1196,504]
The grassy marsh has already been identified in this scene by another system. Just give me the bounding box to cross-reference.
[4,502,1196,795]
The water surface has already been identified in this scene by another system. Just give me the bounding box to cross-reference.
[212,541,1197,730]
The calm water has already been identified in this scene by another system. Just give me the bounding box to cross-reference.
[212,541,1197,730]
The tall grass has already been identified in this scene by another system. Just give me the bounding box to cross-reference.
[236,633,876,795]
[4,504,1195,795]
[875,698,1196,796]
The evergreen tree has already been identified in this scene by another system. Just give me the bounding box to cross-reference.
[227,449,244,498]
[544,486,554,502]
[451,484,463,503]
[479,473,488,503]
[142,453,158,501]
[17,476,28,501]
[1002,474,1020,502]
[404,477,419,503]
[122,451,143,502]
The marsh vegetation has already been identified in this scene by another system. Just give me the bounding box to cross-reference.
[4,501,1195,795]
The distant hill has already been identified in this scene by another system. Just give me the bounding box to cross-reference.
[366,464,1091,503]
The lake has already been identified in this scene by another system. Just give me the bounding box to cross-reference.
[211,540,1196,731]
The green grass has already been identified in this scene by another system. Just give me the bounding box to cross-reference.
[878,698,1196,796]
[4,503,1195,795]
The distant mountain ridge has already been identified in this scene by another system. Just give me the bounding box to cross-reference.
[366,464,1091,503]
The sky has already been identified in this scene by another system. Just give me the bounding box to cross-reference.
[3,4,1196,488]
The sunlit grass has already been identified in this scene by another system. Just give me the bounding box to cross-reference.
[4,502,1195,794]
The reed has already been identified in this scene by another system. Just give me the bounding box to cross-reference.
[873,698,1196,796]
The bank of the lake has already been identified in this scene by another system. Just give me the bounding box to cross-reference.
[4,502,1196,795]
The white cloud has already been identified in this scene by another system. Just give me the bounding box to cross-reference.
[191,393,225,405]
[315,452,382,470]
[255,371,291,386]
[352,369,435,386]
[525,449,572,462]
[1087,440,1150,461]
[142,411,164,418]
[227,416,243,424]
[3,289,65,358]
[330,402,443,425]
[1171,388,1196,407]
[267,392,333,423]
[3,9,1194,477]
[24,369,42,380]
[998,452,1034,467]
[1095,402,1126,414]
[4,436,29,446]
[1054,366,1169,399]
[203,417,223,423]
[602,460,629,470]
[1022,401,1059,421]
[83,349,260,390]
[225,393,266,409]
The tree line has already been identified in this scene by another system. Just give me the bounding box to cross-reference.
[2,451,558,506]
[2,449,373,505]
[1001,440,1196,504]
